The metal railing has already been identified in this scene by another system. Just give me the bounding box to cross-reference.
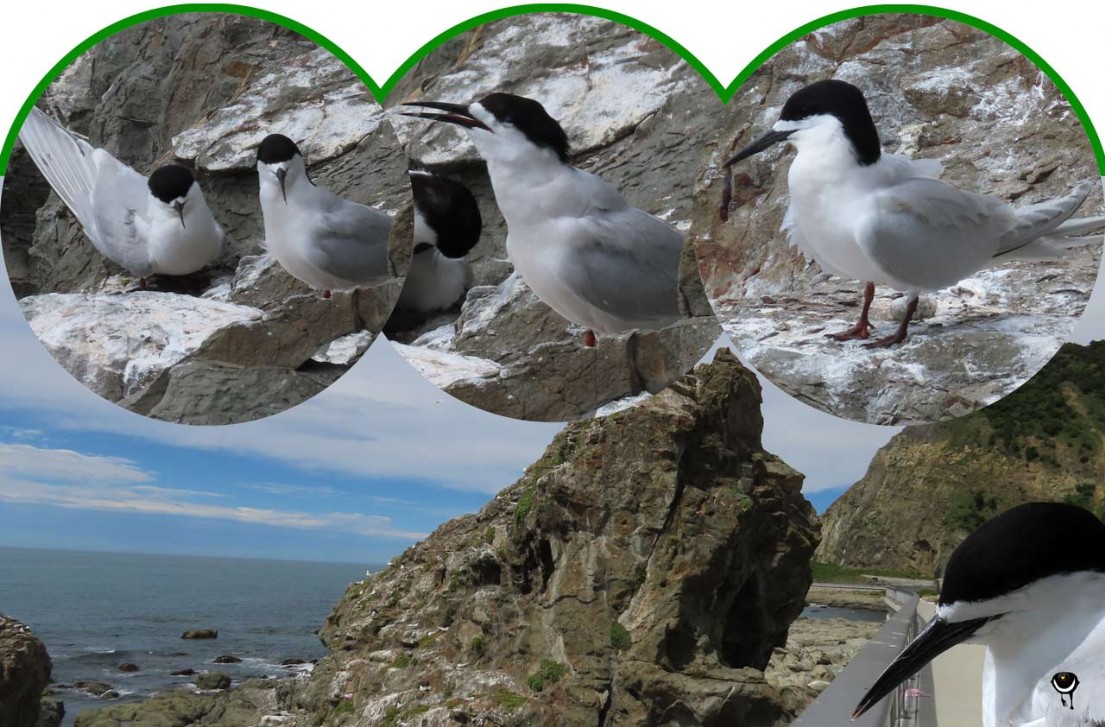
[791,591,937,727]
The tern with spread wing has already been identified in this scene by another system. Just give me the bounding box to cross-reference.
[18,106,223,285]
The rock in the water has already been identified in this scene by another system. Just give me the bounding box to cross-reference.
[117,663,139,673]
[0,614,61,727]
[73,681,117,698]
[74,679,280,727]
[170,669,196,676]
[386,14,720,420]
[195,671,232,691]
[212,655,241,664]
[692,15,1102,425]
[181,629,218,640]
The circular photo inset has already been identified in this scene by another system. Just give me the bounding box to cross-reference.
[0,11,411,425]
[385,12,720,422]
[693,13,1103,425]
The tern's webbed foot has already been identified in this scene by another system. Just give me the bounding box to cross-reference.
[826,322,873,341]
[583,330,597,348]
[322,289,332,300]
[863,331,909,349]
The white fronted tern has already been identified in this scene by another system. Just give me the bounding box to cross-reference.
[401,93,684,347]
[853,502,1105,726]
[256,134,393,298]
[18,106,224,285]
[397,169,481,314]
[725,80,1105,347]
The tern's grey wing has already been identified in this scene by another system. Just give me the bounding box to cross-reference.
[857,178,1012,291]
[557,207,684,331]
[306,196,393,285]
[88,149,155,276]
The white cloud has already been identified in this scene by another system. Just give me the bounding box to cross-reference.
[0,442,154,484]
[0,442,425,539]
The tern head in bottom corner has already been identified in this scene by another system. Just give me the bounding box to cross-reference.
[256,133,311,204]
[401,92,570,168]
[852,502,1105,727]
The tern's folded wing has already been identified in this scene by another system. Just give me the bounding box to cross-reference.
[88,149,156,276]
[857,178,1011,291]
[557,208,684,332]
[306,199,393,285]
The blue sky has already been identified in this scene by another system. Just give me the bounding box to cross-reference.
[2,188,1104,563]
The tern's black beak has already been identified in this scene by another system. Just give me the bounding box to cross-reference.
[400,101,492,132]
[724,129,795,167]
[275,168,287,203]
[852,616,990,718]
[172,200,186,229]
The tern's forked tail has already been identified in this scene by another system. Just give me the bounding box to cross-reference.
[18,107,99,229]
[994,179,1104,261]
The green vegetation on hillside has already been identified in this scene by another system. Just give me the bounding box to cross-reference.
[944,490,1000,532]
[941,342,1105,461]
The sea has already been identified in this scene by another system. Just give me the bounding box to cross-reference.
[0,547,378,726]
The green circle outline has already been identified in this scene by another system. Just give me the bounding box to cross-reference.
[0,2,1101,174]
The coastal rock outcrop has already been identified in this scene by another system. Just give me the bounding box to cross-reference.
[287,349,819,725]
[74,350,821,726]
[0,614,62,727]
[817,341,1105,575]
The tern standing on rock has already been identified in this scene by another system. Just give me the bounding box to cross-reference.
[853,502,1105,726]
[401,93,684,347]
[725,79,1105,347]
[256,134,393,299]
[18,106,224,286]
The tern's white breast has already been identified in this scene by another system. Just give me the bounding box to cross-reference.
[786,147,896,286]
[146,195,222,276]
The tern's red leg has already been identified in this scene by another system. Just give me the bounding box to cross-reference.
[865,295,918,348]
[139,277,148,289]
[583,330,597,348]
[827,282,876,340]
[323,289,332,300]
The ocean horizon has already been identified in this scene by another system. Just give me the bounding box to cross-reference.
[0,546,385,726]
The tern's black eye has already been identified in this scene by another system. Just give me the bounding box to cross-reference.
[1051,672,1080,694]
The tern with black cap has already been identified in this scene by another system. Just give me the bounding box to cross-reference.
[725,79,1105,347]
[853,502,1105,726]
[401,93,683,347]
[18,106,224,286]
[396,169,481,314]
[256,133,393,298]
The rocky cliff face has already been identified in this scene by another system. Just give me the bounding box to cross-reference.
[386,13,720,421]
[1,13,410,424]
[691,14,1102,425]
[817,341,1105,575]
[77,350,820,726]
[274,349,819,726]
[0,614,62,727]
